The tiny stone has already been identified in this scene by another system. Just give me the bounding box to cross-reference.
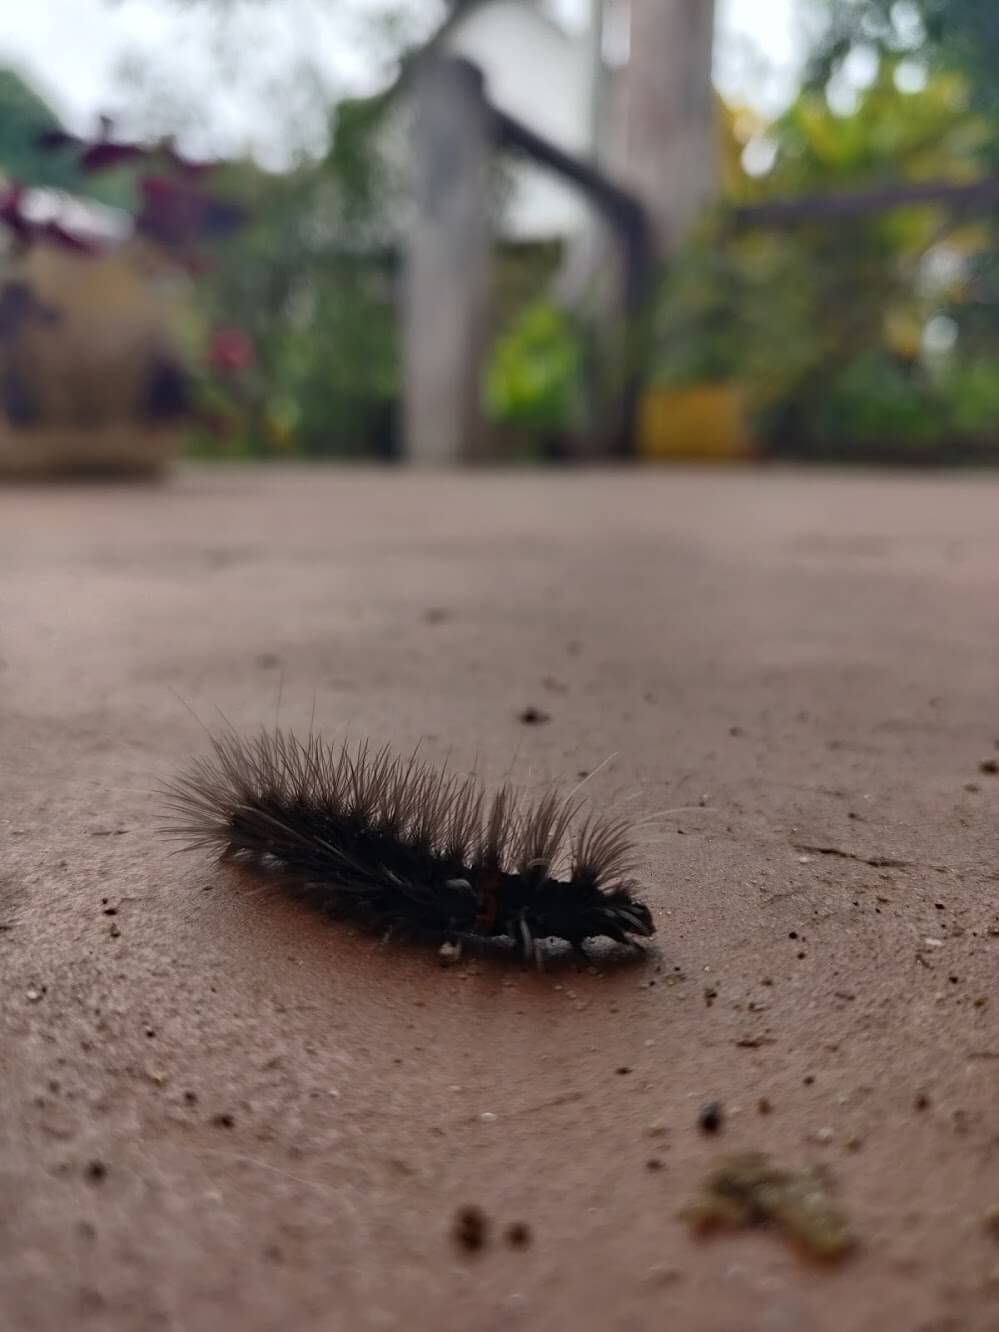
[26,987,44,1003]
[698,1101,723,1134]
[453,1205,488,1253]
[518,706,550,726]
[616,1066,632,1076]
[505,1222,532,1249]
[915,1093,930,1111]
[212,1113,235,1129]
[109,924,121,939]
[646,1157,664,1172]
[85,1160,107,1184]
[480,1111,497,1124]
[979,758,999,775]
[924,937,944,948]
[757,1097,773,1115]
[438,942,461,967]
[814,1127,834,1144]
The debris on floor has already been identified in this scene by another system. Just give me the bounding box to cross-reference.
[681,1152,856,1263]
[453,1205,489,1254]
[517,706,551,726]
[697,1101,723,1134]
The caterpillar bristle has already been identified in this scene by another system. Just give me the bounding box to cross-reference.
[161,727,656,963]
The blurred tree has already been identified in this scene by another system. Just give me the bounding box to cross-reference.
[652,62,998,458]
[809,1,999,129]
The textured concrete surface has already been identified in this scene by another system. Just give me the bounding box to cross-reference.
[2,463,999,1332]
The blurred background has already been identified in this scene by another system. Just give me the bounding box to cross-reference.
[2,0,999,471]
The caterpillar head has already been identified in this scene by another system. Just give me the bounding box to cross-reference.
[584,891,655,946]
[521,882,655,953]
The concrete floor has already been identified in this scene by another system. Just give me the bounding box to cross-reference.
[2,463,999,1331]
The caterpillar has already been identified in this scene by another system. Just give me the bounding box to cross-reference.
[162,728,655,964]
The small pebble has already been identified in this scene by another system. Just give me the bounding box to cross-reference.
[26,987,44,1003]
[505,1222,532,1249]
[757,1097,773,1115]
[698,1101,723,1134]
[813,1127,834,1145]
[480,1111,497,1124]
[979,759,999,776]
[518,707,550,726]
[85,1160,107,1184]
[453,1205,488,1253]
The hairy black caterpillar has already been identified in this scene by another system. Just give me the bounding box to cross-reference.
[162,728,655,963]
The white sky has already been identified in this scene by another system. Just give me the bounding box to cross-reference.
[0,0,803,167]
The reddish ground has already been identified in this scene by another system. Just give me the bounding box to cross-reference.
[2,464,999,1332]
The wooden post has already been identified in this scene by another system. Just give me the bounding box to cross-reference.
[402,56,493,465]
[623,0,717,259]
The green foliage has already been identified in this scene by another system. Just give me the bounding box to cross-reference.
[0,67,139,210]
[652,237,751,385]
[651,57,999,458]
[943,358,999,437]
[0,69,79,191]
[808,351,945,448]
[189,87,402,458]
[484,301,584,433]
[808,2,999,129]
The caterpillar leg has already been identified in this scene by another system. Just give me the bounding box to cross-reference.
[515,918,545,971]
[438,938,463,967]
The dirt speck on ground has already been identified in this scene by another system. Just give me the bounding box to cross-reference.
[682,1152,856,1263]
[452,1205,489,1254]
